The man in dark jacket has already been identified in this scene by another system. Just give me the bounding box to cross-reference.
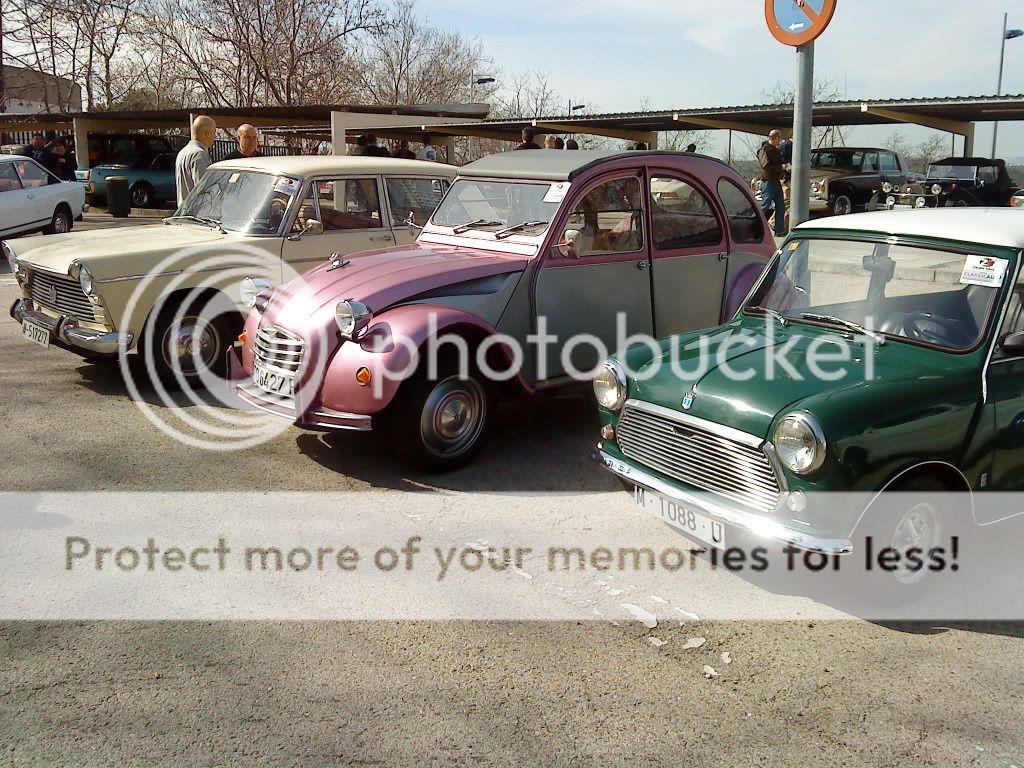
[221,124,264,161]
[364,134,391,158]
[50,139,77,181]
[758,130,786,236]
[514,128,541,150]
[25,133,58,174]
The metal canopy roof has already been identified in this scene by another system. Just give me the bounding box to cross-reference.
[0,102,490,132]
[354,95,1024,143]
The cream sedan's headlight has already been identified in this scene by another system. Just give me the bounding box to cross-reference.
[78,263,95,296]
[773,412,826,474]
[2,241,17,275]
[335,299,372,339]
[593,360,627,412]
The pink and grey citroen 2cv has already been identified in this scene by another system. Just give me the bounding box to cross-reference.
[232,150,776,470]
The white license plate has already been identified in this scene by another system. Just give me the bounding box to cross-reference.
[252,360,294,397]
[633,485,725,548]
[22,319,51,349]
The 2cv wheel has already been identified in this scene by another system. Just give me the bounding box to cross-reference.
[391,355,492,472]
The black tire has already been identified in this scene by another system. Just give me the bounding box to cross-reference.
[832,195,853,216]
[43,205,72,235]
[141,293,239,388]
[129,182,153,208]
[389,352,492,472]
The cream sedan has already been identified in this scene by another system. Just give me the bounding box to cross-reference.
[7,156,454,381]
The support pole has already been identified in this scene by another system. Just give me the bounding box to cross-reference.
[993,12,1008,158]
[789,41,815,228]
[330,111,348,156]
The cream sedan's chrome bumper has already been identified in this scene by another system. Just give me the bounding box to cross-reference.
[10,298,132,356]
[594,445,853,555]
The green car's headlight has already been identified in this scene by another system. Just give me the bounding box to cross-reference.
[773,412,826,474]
[335,299,372,339]
[593,361,627,412]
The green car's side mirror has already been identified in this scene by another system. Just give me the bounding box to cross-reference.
[1001,331,1024,357]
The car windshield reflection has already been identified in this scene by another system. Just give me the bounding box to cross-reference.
[430,179,559,235]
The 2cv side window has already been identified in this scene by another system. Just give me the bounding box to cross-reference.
[648,175,722,250]
[563,176,645,258]
[717,178,764,244]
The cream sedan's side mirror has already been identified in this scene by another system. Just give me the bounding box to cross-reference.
[556,229,581,259]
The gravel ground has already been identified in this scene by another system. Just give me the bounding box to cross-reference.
[1,223,1023,767]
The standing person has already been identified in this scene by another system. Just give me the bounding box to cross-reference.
[351,136,368,156]
[364,135,390,158]
[25,133,57,174]
[565,139,579,150]
[392,139,416,160]
[555,137,565,149]
[543,135,558,149]
[778,135,793,211]
[50,139,77,181]
[758,130,787,237]
[415,136,437,162]
[221,124,263,161]
[514,128,541,150]
[175,115,216,206]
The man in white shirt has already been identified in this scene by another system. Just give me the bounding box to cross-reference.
[415,135,437,162]
[175,115,216,205]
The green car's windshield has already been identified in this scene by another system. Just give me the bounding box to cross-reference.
[173,170,300,235]
[430,179,560,235]
[744,238,1007,351]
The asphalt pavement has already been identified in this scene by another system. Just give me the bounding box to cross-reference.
[1,219,1023,767]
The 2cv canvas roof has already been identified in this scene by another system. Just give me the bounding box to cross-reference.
[457,150,725,182]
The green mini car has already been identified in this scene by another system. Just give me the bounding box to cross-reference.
[594,209,1024,565]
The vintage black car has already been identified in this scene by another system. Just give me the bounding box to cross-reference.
[808,147,919,215]
[887,157,1020,209]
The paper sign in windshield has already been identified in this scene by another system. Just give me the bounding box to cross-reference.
[274,177,300,195]
[960,255,1008,288]
[543,182,570,204]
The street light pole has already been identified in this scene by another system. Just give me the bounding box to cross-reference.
[992,13,1024,158]
[468,75,495,162]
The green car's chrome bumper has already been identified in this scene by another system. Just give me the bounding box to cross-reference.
[593,444,853,555]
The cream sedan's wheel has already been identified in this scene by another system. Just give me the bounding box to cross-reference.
[159,315,222,377]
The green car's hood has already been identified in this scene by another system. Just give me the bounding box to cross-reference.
[14,222,232,277]
[629,316,972,440]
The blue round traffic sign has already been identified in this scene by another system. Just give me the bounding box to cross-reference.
[765,0,837,46]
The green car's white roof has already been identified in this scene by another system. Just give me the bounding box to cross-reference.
[796,209,1024,249]
[208,154,457,178]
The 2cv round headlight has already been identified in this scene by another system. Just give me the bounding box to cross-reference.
[773,412,826,475]
[593,361,627,412]
[335,299,372,339]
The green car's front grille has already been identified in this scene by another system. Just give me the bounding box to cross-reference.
[616,403,782,514]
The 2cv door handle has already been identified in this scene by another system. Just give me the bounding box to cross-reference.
[637,261,648,270]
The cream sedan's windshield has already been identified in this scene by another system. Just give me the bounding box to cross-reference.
[744,238,1005,351]
[171,170,300,235]
[430,179,560,236]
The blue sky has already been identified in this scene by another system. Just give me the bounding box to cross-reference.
[427,0,1024,159]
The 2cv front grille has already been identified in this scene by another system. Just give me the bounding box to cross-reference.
[254,324,305,374]
[616,402,782,514]
[28,271,97,322]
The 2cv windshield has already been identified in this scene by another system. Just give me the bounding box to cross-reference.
[173,170,300,235]
[744,239,1006,351]
[430,179,561,236]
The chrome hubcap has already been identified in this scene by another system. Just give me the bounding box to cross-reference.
[419,376,486,458]
[835,197,851,215]
[164,317,218,374]
[890,502,940,585]
[54,216,68,233]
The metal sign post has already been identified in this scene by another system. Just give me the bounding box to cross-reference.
[765,0,837,228]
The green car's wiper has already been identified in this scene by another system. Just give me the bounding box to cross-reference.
[494,220,549,239]
[745,305,789,326]
[452,219,504,234]
[799,312,886,346]
[165,215,225,232]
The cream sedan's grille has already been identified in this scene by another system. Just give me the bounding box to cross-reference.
[28,271,96,322]
[616,402,782,514]
[255,324,305,374]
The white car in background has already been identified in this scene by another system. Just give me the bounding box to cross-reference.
[0,154,87,240]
